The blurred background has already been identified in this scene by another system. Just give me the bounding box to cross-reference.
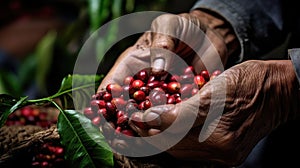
[0,0,198,99]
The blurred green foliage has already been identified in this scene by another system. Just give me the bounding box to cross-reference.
[0,0,200,99]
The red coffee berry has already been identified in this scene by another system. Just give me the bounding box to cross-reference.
[135,69,149,82]
[147,75,156,83]
[149,89,167,105]
[194,75,206,89]
[147,81,161,89]
[133,90,146,102]
[111,98,127,110]
[117,115,129,126]
[123,76,134,85]
[125,102,138,114]
[140,86,150,95]
[167,81,181,94]
[85,67,221,137]
[131,79,144,90]
[180,74,194,84]
[92,116,101,126]
[103,92,112,102]
[84,107,96,119]
[106,83,123,97]
[98,108,109,119]
[169,75,180,82]
[116,110,125,118]
[180,84,193,98]
[90,100,106,112]
[167,95,176,104]
[121,129,135,137]
[200,70,210,81]
[184,66,195,75]
[105,102,116,113]
[210,70,222,80]
[191,88,199,96]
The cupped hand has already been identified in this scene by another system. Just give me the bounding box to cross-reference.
[97,10,239,157]
[129,60,300,166]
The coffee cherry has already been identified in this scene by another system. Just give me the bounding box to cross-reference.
[149,88,167,105]
[194,75,206,89]
[116,110,125,118]
[138,99,152,110]
[147,75,156,83]
[106,83,123,97]
[125,102,138,114]
[167,82,181,94]
[92,116,101,126]
[84,107,96,119]
[133,90,146,102]
[210,70,222,80]
[97,108,109,119]
[180,84,193,98]
[180,74,194,84]
[200,70,210,81]
[85,67,221,138]
[111,98,126,110]
[167,95,176,104]
[117,115,129,126]
[102,92,112,102]
[184,66,195,75]
[146,81,161,89]
[123,76,134,85]
[169,75,180,82]
[105,102,116,113]
[140,86,150,95]
[131,79,144,90]
[90,100,106,112]
[134,69,149,82]
[121,129,135,137]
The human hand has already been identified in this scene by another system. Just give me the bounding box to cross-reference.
[129,60,300,165]
[97,10,240,156]
[99,9,239,89]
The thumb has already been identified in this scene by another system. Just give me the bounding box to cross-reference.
[130,92,205,135]
[150,13,206,73]
[149,14,178,73]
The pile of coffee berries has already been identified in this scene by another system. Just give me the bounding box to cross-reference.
[31,142,65,168]
[84,67,221,137]
[5,106,58,128]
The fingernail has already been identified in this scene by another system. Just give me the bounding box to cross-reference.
[152,58,165,71]
[144,112,161,127]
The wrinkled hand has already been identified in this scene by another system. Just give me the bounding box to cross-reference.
[129,60,300,166]
[97,10,239,156]
[99,10,238,89]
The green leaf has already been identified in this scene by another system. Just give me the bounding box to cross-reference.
[53,74,104,110]
[35,31,57,95]
[0,70,22,96]
[0,95,28,127]
[58,110,113,168]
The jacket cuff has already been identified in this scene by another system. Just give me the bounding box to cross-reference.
[289,48,300,84]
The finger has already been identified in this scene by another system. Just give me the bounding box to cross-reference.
[150,14,206,74]
[150,14,178,73]
[130,92,208,135]
[98,33,152,92]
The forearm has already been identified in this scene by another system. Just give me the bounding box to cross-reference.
[267,60,300,127]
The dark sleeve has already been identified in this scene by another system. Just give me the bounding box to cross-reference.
[191,0,288,63]
[289,48,300,84]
